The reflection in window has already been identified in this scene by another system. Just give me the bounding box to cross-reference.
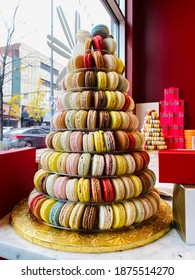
[40,62,59,76]
[40,78,57,89]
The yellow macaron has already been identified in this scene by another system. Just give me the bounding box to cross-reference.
[97,71,107,90]
[129,175,143,197]
[112,203,126,229]
[114,55,125,74]
[40,198,56,224]
[52,132,63,150]
[33,169,50,192]
[94,130,106,152]
[78,178,90,202]
[115,155,127,175]
[48,152,63,172]
[109,111,122,130]
[105,91,116,110]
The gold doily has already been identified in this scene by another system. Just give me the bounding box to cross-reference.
[11,198,172,253]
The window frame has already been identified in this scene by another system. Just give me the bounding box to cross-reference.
[100,0,126,64]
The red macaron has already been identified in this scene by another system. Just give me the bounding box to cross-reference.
[92,35,105,50]
[139,151,150,170]
[84,52,94,68]
[122,94,131,111]
[101,178,115,202]
[126,132,136,150]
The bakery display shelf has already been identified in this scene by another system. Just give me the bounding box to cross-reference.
[11,198,172,253]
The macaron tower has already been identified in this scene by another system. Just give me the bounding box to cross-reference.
[141,110,167,150]
[30,24,161,232]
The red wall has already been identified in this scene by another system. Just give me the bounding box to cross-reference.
[126,0,195,129]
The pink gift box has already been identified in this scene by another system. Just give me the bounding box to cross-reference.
[173,88,179,100]
[169,125,173,136]
[164,87,179,101]
[164,88,174,101]
[179,112,184,126]
[169,100,174,112]
[160,112,169,125]
[159,100,165,112]
[179,100,184,113]
[174,113,179,125]
[174,100,179,113]
[179,125,184,136]
[162,125,168,137]
[164,100,170,112]
[166,136,174,149]
[173,125,179,137]
[173,137,179,149]
[169,112,174,124]
[178,137,184,149]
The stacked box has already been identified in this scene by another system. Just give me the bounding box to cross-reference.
[160,87,184,149]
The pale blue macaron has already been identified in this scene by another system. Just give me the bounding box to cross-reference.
[49,201,64,226]
[91,24,109,38]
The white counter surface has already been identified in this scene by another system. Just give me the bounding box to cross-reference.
[1,186,195,260]
[0,213,195,260]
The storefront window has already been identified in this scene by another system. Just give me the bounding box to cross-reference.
[56,0,125,62]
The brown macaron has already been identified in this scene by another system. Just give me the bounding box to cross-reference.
[82,205,97,230]
[72,72,85,89]
[98,111,110,129]
[45,131,56,149]
[39,173,50,194]
[145,169,156,185]
[138,171,154,195]
[131,151,145,172]
[139,150,150,170]
[113,130,130,151]
[87,110,97,129]
[91,178,102,202]
[94,90,106,109]
[93,50,105,69]
[85,71,96,88]
[80,90,92,109]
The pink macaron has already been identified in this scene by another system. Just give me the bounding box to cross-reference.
[104,154,116,176]
[53,176,69,200]
[70,131,83,152]
[66,153,81,175]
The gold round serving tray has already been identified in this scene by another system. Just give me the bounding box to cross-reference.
[11,198,172,253]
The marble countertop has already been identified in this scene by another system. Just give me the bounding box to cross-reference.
[1,186,195,260]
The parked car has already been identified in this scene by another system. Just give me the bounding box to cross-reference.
[3,126,14,134]
[4,127,48,149]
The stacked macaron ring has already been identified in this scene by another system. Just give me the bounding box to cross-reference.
[64,71,130,92]
[50,110,139,131]
[39,151,150,176]
[56,90,134,111]
[45,130,145,152]
[29,24,161,232]
[29,188,160,231]
[33,169,155,203]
